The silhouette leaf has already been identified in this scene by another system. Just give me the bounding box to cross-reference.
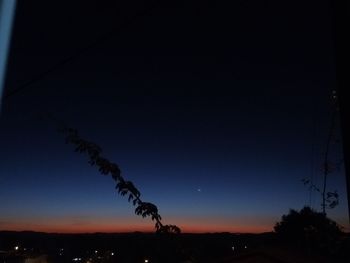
[135,202,158,218]
[157,224,181,234]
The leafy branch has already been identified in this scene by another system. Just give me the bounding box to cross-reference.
[302,178,339,210]
[61,127,181,234]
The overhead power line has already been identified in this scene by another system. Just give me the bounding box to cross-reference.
[3,1,159,102]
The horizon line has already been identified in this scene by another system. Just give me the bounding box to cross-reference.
[0,229,274,235]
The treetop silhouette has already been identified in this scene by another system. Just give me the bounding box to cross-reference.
[274,206,343,255]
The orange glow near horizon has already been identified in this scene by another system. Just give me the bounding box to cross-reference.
[0,216,274,234]
[0,224,272,234]
[3,213,349,234]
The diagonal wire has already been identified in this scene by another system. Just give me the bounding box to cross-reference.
[3,1,159,101]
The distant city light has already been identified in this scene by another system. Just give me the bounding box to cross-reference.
[72,257,81,261]
[111,252,114,256]
[244,245,247,249]
[14,246,19,251]
[95,250,98,254]
[144,259,149,263]
[232,246,235,251]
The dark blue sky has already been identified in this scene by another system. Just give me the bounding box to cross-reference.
[0,0,348,233]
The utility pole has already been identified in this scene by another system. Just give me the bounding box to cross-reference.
[330,0,350,224]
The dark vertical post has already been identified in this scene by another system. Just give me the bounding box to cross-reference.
[330,0,350,224]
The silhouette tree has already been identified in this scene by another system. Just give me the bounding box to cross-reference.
[274,206,343,254]
[60,127,181,234]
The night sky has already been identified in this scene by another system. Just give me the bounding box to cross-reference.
[0,0,348,233]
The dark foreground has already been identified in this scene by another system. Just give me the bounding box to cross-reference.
[0,231,349,263]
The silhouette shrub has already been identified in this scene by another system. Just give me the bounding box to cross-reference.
[274,206,343,255]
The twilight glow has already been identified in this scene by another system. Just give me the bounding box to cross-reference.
[0,0,348,234]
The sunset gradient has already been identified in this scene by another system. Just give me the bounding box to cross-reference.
[1,0,349,234]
